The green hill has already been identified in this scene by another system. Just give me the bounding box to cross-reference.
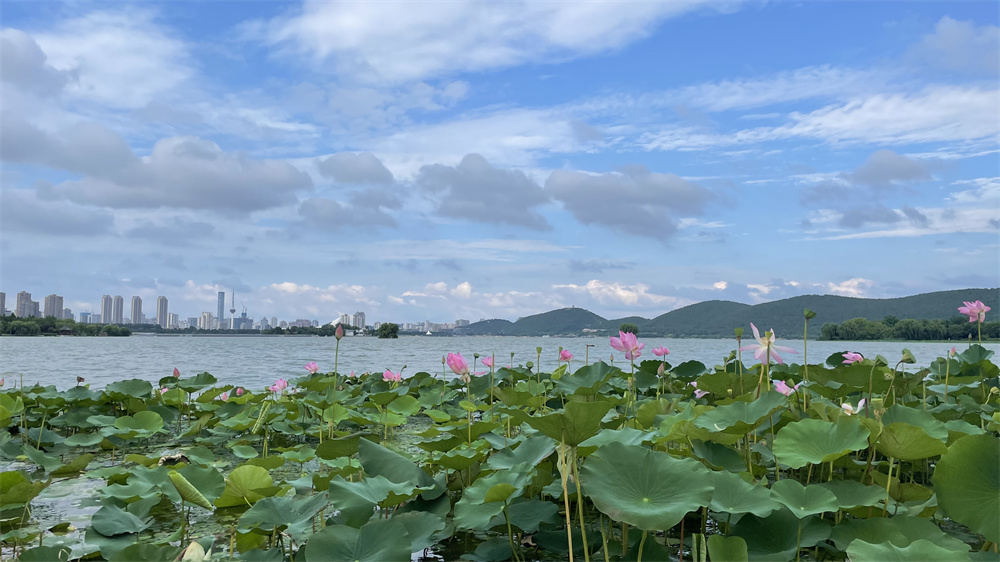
[453,288,998,338]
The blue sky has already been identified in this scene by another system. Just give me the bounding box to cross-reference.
[2,0,997,324]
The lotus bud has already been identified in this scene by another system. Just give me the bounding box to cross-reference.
[173,367,181,378]
[734,327,744,338]
[991,386,999,395]
[335,325,344,340]
[949,347,957,357]
[657,362,666,377]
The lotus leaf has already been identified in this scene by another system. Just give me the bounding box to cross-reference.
[230,445,259,459]
[520,400,614,446]
[168,470,213,510]
[769,479,839,518]
[580,442,714,531]
[876,423,948,461]
[16,545,73,561]
[693,391,786,434]
[487,434,555,471]
[709,471,778,517]
[0,470,49,508]
[933,433,1000,543]
[113,410,164,435]
[214,465,274,508]
[454,469,531,530]
[64,433,104,447]
[303,519,411,562]
[51,453,94,477]
[555,361,615,396]
[328,475,431,527]
[816,480,885,509]
[690,439,747,471]
[393,511,448,552]
[237,493,329,540]
[671,360,708,379]
[846,539,971,562]
[772,417,871,468]
[90,504,152,536]
[707,535,749,562]
[731,509,831,561]
[357,438,442,497]
[829,516,970,552]
[22,445,63,472]
[490,499,559,533]
[104,379,153,400]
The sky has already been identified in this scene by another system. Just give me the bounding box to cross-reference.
[1,0,998,325]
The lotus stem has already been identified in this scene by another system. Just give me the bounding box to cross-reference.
[637,530,647,562]
[882,456,894,517]
[571,450,590,562]
[504,504,522,562]
[560,434,575,562]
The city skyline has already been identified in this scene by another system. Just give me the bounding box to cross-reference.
[1,2,997,324]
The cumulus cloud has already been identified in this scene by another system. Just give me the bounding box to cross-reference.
[298,188,401,229]
[2,187,114,236]
[416,154,551,229]
[1,28,70,96]
[546,165,711,240]
[317,152,395,185]
[568,259,635,273]
[948,177,999,204]
[2,119,313,214]
[907,17,999,75]
[552,280,684,308]
[252,1,714,82]
[125,218,216,244]
[845,150,931,188]
[827,278,874,297]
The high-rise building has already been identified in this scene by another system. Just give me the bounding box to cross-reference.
[156,296,168,328]
[131,296,142,325]
[16,291,32,317]
[100,295,112,325]
[353,311,366,330]
[0,292,6,315]
[337,313,351,326]
[112,296,124,323]
[80,312,92,323]
[30,301,40,318]
[198,312,214,330]
[64,308,72,320]
[187,317,198,329]
[167,313,179,329]
[43,294,64,318]
[217,291,226,329]
[271,316,278,328]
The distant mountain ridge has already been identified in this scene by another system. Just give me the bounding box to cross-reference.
[454,288,999,338]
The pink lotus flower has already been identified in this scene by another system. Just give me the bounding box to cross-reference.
[446,352,470,377]
[842,352,863,365]
[958,300,991,323]
[304,362,319,374]
[383,369,402,383]
[173,367,181,378]
[219,392,229,401]
[689,381,708,399]
[0,378,5,387]
[559,349,573,362]
[652,346,670,357]
[236,387,244,396]
[160,387,169,395]
[609,331,645,361]
[949,347,957,357]
[738,323,797,364]
[268,378,288,393]
[841,398,866,415]
[773,379,801,396]
[349,370,357,378]
[481,356,494,368]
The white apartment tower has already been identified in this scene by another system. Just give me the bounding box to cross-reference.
[100,295,113,324]
[112,295,124,324]
[16,291,32,317]
[353,311,366,330]
[43,294,64,318]
[156,296,168,328]
[131,296,142,325]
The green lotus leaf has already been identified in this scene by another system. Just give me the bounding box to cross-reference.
[281,447,316,463]
[388,395,421,416]
[357,438,442,498]
[690,439,747,472]
[709,471,778,517]
[731,509,831,561]
[0,470,49,508]
[671,360,708,379]
[830,516,970,552]
[579,427,655,457]
[315,435,361,460]
[579,442,714,531]
[933,433,1000,543]
[693,391,787,434]
[492,499,559,533]
[231,445,259,459]
[423,409,451,422]
[392,511,448,552]
[16,545,73,562]
[769,479,838,519]
[816,480,885,509]
[876,423,948,461]
[521,400,614,446]
[436,444,486,471]
[113,410,164,434]
[846,539,971,562]
[64,433,104,447]
[880,405,948,441]
[177,372,218,393]
[105,379,153,400]
[244,456,286,470]
[214,465,274,508]
[83,526,133,560]
[0,394,24,424]
[555,361,615,396]
[454,470,532,530]
[237,493,329,541]
[110,543,181,562]
[328,475,429,528]
[303,519,411,562]
[169,470,213,510]
[772,417,871,469]
[707,535,748,562]
[22,445,63,472]
[956,343,993,364]
[487,434,555,471]
[90,504,152,536]
[51,453,94,477]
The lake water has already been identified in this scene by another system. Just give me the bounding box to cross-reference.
[2,335,996,390]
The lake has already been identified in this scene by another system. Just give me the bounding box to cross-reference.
[2,334,996,390]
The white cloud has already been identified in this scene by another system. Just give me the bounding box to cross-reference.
[712,281,728,290]
[551,280,680,307]
[827,278,874,297]
[948,177,1000,204]
[33,9,193,108]
[907,17,999,75]
[813,207,998,240]
[254,1,717,83]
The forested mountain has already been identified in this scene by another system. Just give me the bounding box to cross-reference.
[454,288,999,338]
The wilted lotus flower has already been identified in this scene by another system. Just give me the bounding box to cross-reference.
[304,362,319,374]
[559,349,573,362]
[689,381,708,399]
[841,398,866,415]
[842,352,863,364]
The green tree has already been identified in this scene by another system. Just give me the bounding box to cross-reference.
[619,322,639,335]
[820,323,839,340]
[882,315,899,327]
[377,323,399,339]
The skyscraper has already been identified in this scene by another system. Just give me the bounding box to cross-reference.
[112,296,124,324]
[156,296,168,328]
[131,296,142,325]
[0,292,6,315]
[217,291,226,329]
[16,291,32,317]
[44,294,64,318]
[353,311,366,330]
[101,295,112,325]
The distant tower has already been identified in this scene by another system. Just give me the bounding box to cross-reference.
[156,296,168,328]
[217,291,226,329]
[101,295,113,324]
[112,295,124,324]
[131,296,142,325]
[229,289,237,330]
